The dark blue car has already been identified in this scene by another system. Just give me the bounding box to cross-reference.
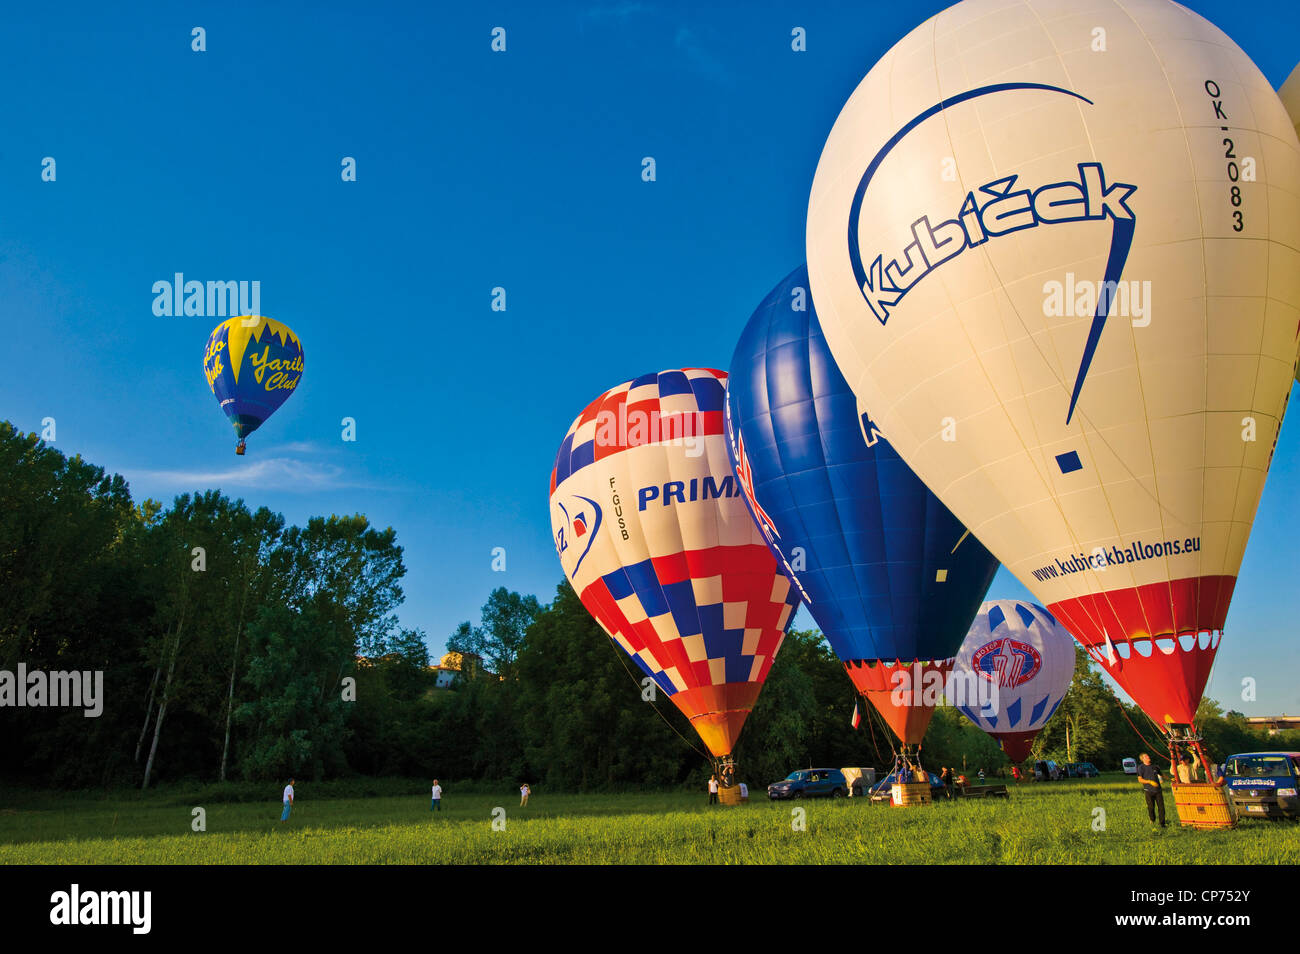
[767,768,847,800]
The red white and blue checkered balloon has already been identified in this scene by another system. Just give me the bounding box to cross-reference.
[549,368,800,759]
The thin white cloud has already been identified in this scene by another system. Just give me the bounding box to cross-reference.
[126,457,376,492]
[267,440,322,454]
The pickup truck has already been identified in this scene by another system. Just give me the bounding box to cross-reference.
[767,768,848,800]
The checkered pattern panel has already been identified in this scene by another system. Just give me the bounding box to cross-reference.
[550,368,727,494]
[580,543,798,696]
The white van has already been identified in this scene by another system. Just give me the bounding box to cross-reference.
[1122,757,1138,775]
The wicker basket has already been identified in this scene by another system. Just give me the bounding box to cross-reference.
[717,784,743,806]
[891,781,932,806]
[1172,782,1236,829]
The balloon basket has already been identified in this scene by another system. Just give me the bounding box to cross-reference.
[1172,783,1235,830]
[1165,726,1235,829]
[891,782,932,807]
[718,784,743,806]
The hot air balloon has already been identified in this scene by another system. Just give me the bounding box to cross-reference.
[806,0,1299,824]
[1279,63,1300,145]
[1276,64,1300,385]
[549,369,800,794]
[725,265,998,783]
[947,600,1076,763]
[203,316,304,455]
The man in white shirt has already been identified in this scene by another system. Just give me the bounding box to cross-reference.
[280,779,294,822]
[1174,752,1201,784]
[519,783,530,806]
[431,779,442,812]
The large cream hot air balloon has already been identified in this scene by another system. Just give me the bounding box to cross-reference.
[1278,63,1300,385]
[806,0,1300,818]
[1280,63,1300,146]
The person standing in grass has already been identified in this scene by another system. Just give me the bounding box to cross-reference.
[431,779,443,812]
[280,778,295,823]
[1136,753,1166,828]
[708,774,719,805]
[519,783,530,807]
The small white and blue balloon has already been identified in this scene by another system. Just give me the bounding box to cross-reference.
[946,600,1076,762]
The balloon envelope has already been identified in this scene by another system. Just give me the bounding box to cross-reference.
[726,266,998,744]
[1278,64,1300,384]
[948,600,1076,762]
[807,0,1300,727]
[549,369,799,758]
[203,316,304,443]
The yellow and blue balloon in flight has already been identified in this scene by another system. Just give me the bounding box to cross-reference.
[203,316,304,455]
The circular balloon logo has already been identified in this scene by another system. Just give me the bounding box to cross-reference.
[971,638,1043,690]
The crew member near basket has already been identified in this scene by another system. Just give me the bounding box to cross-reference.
[1136,753,1166,828]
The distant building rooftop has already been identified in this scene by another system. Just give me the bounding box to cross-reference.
[1245,715,1300,734]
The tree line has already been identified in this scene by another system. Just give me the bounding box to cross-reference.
[2,421,1291,791]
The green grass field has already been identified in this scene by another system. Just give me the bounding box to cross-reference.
[2,776,1295,864]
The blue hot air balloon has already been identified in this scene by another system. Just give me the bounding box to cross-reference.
[726,265,999,750]
[203,316,304,454]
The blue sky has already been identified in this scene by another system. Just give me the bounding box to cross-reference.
[2,0,1297,717]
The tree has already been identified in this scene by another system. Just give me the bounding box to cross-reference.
[274,514,406,658]
[140,492,233,789]
[514,581,693,789]
[734,637,816,786]
[217,505,285,781]
[452,588,540,678]
[1032,647,1113,764]
[236,602,353,780]
[0,423,134,667]
[236,514,407,780]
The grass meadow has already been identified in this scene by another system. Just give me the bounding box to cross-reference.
[1,775,1295,864]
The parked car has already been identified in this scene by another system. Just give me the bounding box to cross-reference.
[767,768,847,800]
[1223,752,1300,820]
[1065,762,1100,778]
[1033,760,1062,780]
[1122,757,1138,775]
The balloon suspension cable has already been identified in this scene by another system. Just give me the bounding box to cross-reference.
[863,695,885,767]
[608,640,712,763]
[866,699,898,763]
[1108,689,1167,759]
